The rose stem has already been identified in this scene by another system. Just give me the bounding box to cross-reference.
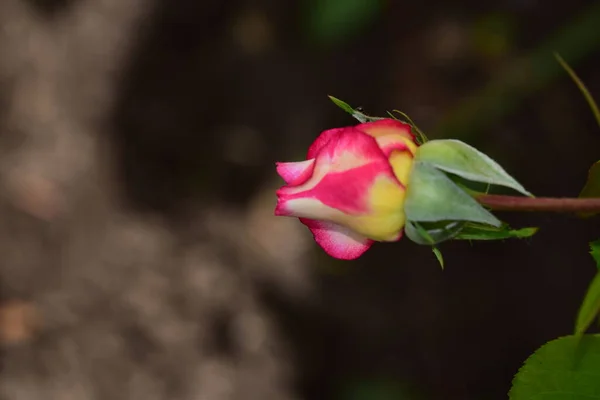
[476,194,600,213]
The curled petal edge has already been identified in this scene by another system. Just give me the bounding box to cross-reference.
[275,159,315,186]
[300,218,373,260]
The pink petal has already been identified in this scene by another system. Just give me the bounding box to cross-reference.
[306,127,344,159]
[275,159,315,185]
[276,163,390,216]
[357,119,418,156]
[310,127,390,173]
[356,119,416,141]
[378,142,411,158]
[275,126,408,243]
[277,128,398,214]
[300,218,373,260]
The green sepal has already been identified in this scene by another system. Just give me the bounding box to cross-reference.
[416,139,532,197]
[404,221,447,269]
[432,247,444,270]
[405,161,502,227]
[404,220,466,245]
[327,95,383,123]
[454,222,538,241]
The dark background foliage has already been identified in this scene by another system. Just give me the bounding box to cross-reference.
[0,0,599,399]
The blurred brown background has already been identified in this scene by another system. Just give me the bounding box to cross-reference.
[0,0,599,399]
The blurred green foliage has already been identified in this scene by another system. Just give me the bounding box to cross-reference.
[339,379,419,400]
[471,12,517,60]
[305,0,384,46]
[436,2,600,139]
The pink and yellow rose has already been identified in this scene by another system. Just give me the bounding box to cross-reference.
[275,119,418,260]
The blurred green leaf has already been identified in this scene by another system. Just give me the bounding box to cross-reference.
[405,162,501,226]
[454,223,538,241]
[339,379,418,400]
[575,271,600,335]
[592,240,600,268]
[436,2,600,140]
[509,334,600,399]
[557,54,600,219]
[555,53,600,129]
[416,140,533,196]
[306,0,383,46]
[471,12,517,60]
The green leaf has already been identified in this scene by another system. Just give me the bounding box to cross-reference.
[454,223,538,241]
[404,161,502,227]
[592,240,600,268]
[509,334,600,400]
[432,247,444,270]
[580,161,600,198]
[328,95,356,115]
[555,53,600,129]
[573,242,600,335]
[328,95,383,123]
[416,139,533,197]
[578,161,600,218]
[575,271,600,335]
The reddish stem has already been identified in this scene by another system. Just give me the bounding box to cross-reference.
[476,194,600,213]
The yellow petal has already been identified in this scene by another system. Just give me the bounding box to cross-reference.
[389,150,414,186]
[347,175,407,242]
